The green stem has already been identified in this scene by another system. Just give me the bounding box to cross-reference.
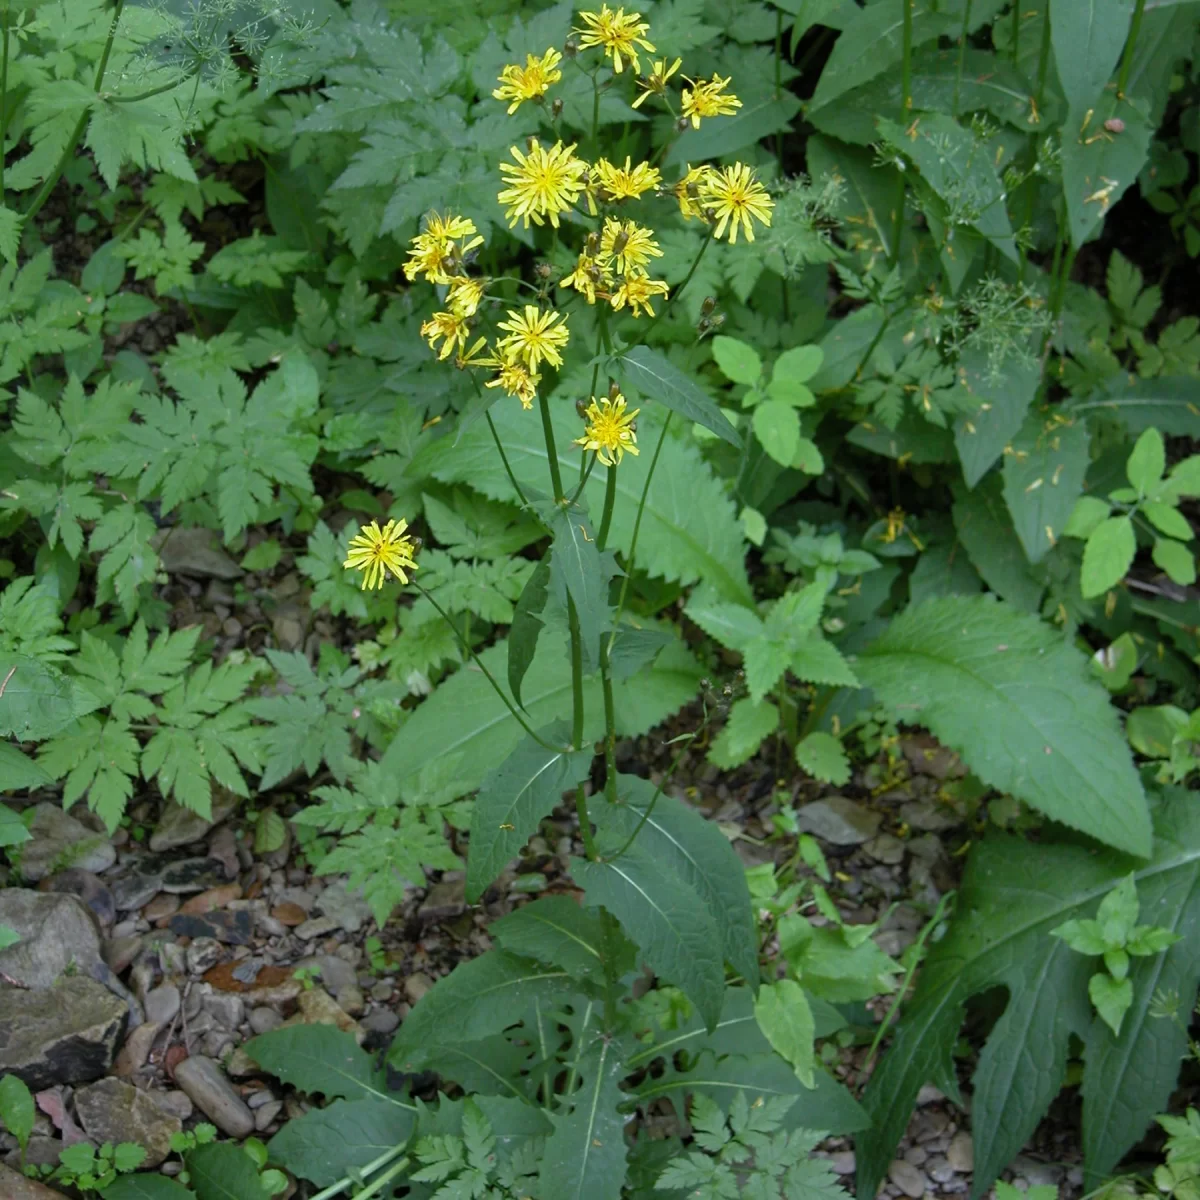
[596,461,618,550]
[485,407,529,507]
[850,311,892,382]
[538,390,565,501]
[1010,0,1020,66]
[1035,2,1052,107]
[308,1151,410,1200]
[1116,0,1148,97]
[576,782,601,860]
[568,451,597,504]
[107,72,192,104]
[413,582,558,751]
[643,228,715,338]
[346,1158,411,1200]
[889,0,913,266]
[24,0,126,225]
[953,0,973,117]
[605,727,700,863]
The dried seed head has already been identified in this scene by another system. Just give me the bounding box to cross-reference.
[535,261,553,279]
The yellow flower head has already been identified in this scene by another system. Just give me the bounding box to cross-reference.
[595,155,662,201]
[701,162,774,244]
[672,164,716,221]
[598,217,662,274]
[498,139,588,229]
[493,49,564,114]
[403,213,484,284]
[486,359,541,409]
[631,57,682,109]
[446,275,486,318]
[561,249,614,305]
[343,519,418,590]
[455,336,496,371]
[420,310,470,360]
[497,305,571,371]
[574,393,640,466]
[610,270,669,318]
[574,5,655,73]
[680,74,742,129]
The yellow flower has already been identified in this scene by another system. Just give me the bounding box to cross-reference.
[560,250,613,305]
[574,394,640,466]
[498,139,588,229]
[403,213,484,284]
[455,336,497,370]
[598,217,662,274]
[680,74,742,129]
[497,305,570,371]
[486,359,541,409]
[343,519,418,590]
[610,270,669,318]
[672,164,716,221]
[701,162,774,243]
[446,276,486,318]
[420,311,470,360]
[574,4,655,73]
[493,48,564,114]
[595,155,662,201]
[631,57,682,108]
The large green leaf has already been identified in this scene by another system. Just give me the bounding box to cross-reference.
[611,345,741,447]
[508,558,550,709]
[952,478,1045,611]
[1066,376,1200,438]
[0,742,52,791]
[547,504,615,662]
[246,1025,407,1107]
[380,630,702,794]
[538,1036,628,1200]
[1001,411,1091,563]
[600,774,760,986]
[573,842,726,1030]
[414,400,750,602]
[0,653,99,740]
[855,595,1150,856]
[390,950,574,1070]
[856,789,1200,1200]
[664,92,802,165]
[1050,0,1134,114]
[101,1176,195,1199]
[267,1098,415,1187]
[187,1143,265,1200]
[954,351,1041,489]
[466,726,593,901]
[491,896,612,983]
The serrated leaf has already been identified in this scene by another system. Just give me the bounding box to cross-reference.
[491,896,610,982]
[538,1035,627,1200]
[187,1142,265,1200]
[246,1025,405,1106]
[612,345,741,447]
[1002,412,1091,563]
[952,478,1045,611]
[466,725,592,902]
[709,697,779,769]
[547,506,615,663]
[954,351,1040,489]
[1152,538,1196,585]
[857,790,1200,1200]
[267,1098,415,1187]
[856,595,1150,856]
[1081,516,1137,598]
[574,842,726,1029]
[1127,427,1166,494]
[0,1073,34,1151]
[755,979,816,1087]
[795,731,852,786]
[1067,376,1200,437]
[100,1176,195,1199]
[0,654,97,740]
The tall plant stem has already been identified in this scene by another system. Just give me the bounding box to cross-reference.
[643,228,715,337]
[309,1151,411,1200]
[412,582,557,752]
[24,0,125,225]
[1116,0,1148,98]
[953,0,973,117]
[596,464,619,804]
[485,407,529,507]
[537,390,565,500]
[1010,0,1020,65]
[1035,1,1052,105]
[888,0,914,266]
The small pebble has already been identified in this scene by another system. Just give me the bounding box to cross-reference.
[295,916,340,940]
[361,1009,399,1035]
[888,1159,928,1198]
[254,1100,283,1131]
[946,1132,973,1173]
[144,984,182,1026]
[143,894,181,922]
[173,1055,255,1138]
[186,937,224,975]
[249,1007,283,1035]
[829,1151,856,1175]
[404,973,434,1005]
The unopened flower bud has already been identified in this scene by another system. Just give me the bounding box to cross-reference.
[575,397,589,418]
[701,296,717,316]
[535,261,553,279]
[608,381,621,402]
[409,536,423,553]
[551,97,563,119]
[585,232,600,255]
[697,317,711,335]
[611,230,629,255]
[675,116,690,133]
[563,36,578,57]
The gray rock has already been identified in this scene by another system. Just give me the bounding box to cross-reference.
[201,992,244,1030]
[945,1131,973,1173]
[249,1007,282,1035]
[864,834,906,865]
[156,527,242,580]
[18,804,115,881]
[795,797,881,846]
[361,1009,399,1035]
[144,984,181,1026]
[314,884,374,934]
[0,1161,71,1199]
[337,985,365,1016]
[900,800,960,833]
[185,938,224,976]
[888,1159,928,1199]
[42,869,115,927]
[302,955,355,995]
[0,977,127,1089]
[104,935,143,976]
[828,1151,856,1175]
[418,875,466,923]
[0,890,104,988]
[74,1077,181,1167]
[111,862,166,912]
[404,973,434,1005]
[294,916,340,941]
[254,1100,283,1132]
[160,858,225,894]
[173,1055,255,1137]
[150,796,237,854]
[151,1091,193,1122]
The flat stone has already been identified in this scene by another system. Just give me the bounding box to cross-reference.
[294,916,340,941]
[283,987,364,1041]
[18,804,115,881]
[201,992,244,1030]
[156,527,243,581]
[795,797,881,846]
[111,863,166,912]
[315,884,374,934]
[160,858,226,895]
[888,1159,928,1198]
[404,973,434,1005]
[0,1162,70,1199]
[0,977,127,1089]
[361,1009,399,1035]
[104,935,143,975]
[173,1056,255,1137]
[143,893,180,921]
[150,796,238,854]
[144,984,181,1026]
[0,890,104,988]
[864,834,906,865]
[151,1090,193,1122]
[945,1132,973,1173]
[337,984,365,1016]
[418,876,466,923]
[185,938,225,977]
[249,1007,282,1035]
[41,870,115,927]
[113,1021,162,1076]
[828,1151,856,1175]
[169,910,253,945]
[255,1099,283,1131]
[271,902,307,926]
[900,800,960,833]
[301,955,355,995]
[74,1077,181,1167]
[179,884,243,915]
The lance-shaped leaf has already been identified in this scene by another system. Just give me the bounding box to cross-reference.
[246,1025,406,1106]
[856,595,1150,857]
[612,345,741,447]
[573,842,725,1030]
[268,1099,415,1187]
[954,350,1041,489]
[467,723,592,901]
[1050,0,1132,115]
[856,788,1200,1200]
[538,1035,628,1200]
[491,895,627,984]
[508,558,550,710]
[546,504,618,669]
